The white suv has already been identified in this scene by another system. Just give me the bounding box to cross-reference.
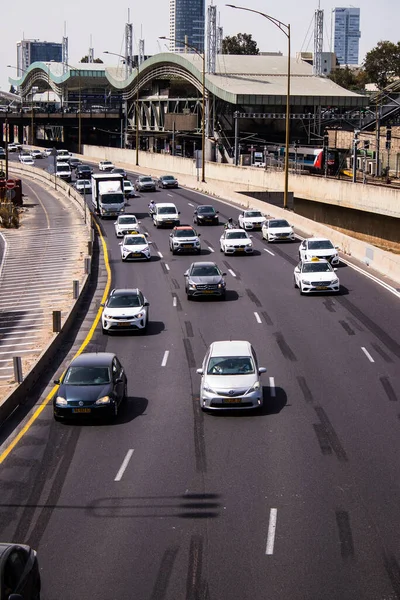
[299,237,339,265]
[152,203,180,228]
[197,340,266,411]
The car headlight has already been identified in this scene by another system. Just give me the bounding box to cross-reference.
[95,396,110,405]
[55,396,68,406]
[332,278,339,285]
[203,384,214,393]
[303,280,311,285]
[188,281,197,289]
[136,311,145,318]
[104,313,113,319]
[195,240,200,245]
[249,381,260,392]
[217,282,225,288]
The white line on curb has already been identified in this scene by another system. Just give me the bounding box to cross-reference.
[114,449,134,481]
[361,347,375,363]
[269,377,276,397]
[161,350,170,367]
[254,312,262,324]
[266,508,278,555]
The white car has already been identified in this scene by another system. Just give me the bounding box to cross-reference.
[238,210,265,230]
[30,149,44,159]
[19,154,35,166]
[99,160,115,171]
[294,258,340,294]
[299,237,339,265]
[101,288,149,334]
[196,340,266,411]
[56,162,72,182]
[114,215,141,238]
[43,148,53,157]
[123,180,135,197]
[74,179,92,194]
[220,229,253,255]
[120,233,151,261]
[262,218,295,242]
[152,203,180,228]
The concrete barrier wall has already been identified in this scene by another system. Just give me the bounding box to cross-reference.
[83,145,400,219]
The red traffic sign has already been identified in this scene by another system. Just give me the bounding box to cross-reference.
[6,179,16,190]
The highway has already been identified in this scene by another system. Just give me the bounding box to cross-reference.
[1,154,400,600]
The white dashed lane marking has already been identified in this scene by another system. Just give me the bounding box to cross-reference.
[114,449,134,481]
[208,246,215,253]
[266,508,278,555]
[264,248,275,256]
[361,347,375,363]
[228,269,236,278]
[158,251,163,258]
[161,351,170,367]
[269,377,276,397]
[254,312,262,324]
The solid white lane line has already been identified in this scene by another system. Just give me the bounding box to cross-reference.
[188,202,194,207]
[228,269,236,278]
[254,312,262,324]
[161,350,170,367]
[165,264,170,271]
[266,508,278,555]
[158,251,163,258]
[173,296,177,307]
[264,248,275,256]
[339,257,400,300]
[269,377,276,397]
[361,347,375,363]
[114,449,134,482]
[208,246,215,253]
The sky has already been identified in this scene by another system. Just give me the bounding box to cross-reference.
[1,0,399,92]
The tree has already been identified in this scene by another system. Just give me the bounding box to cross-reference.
[222,33,259,55]
[328,66,366,93]
[80,56,104,64]
[363,40,400,89]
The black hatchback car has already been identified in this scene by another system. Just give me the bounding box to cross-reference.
[0,543,41,599]
[193,205,219,225]
[53,352,127,420]
[76,165,93,179]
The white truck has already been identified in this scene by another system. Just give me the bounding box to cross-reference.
[91,173,125,218]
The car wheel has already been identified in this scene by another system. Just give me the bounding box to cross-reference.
[114,401,119,417]
[293,277,298,289]
[220,245,223,252]
[300,284,305,296]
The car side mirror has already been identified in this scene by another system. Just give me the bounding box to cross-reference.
[54,379,60,385]
[198,233,201,237]
[184,271,189,276]
[194,210,197,215]
[148,240,153,244]
[333,268,337,271]
[335,245,339,250]
[258,367,267,374]
[196,368,203,375]
[294,267,300,273]
[113,221,117,225]
[138,221,141,224]
[222,272,227,276]
[169,233,173,237]
[119,242,122,246]
[144,301,150,306]
[178,211,181,214]
[115,377,123,384]
[249,235,253,238]
[216,210,219,214]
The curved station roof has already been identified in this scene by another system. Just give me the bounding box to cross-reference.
[9,53,367,108]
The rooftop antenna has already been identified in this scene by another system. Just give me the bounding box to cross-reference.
[313,3,323,76]
[207,1,217,73]
[62,22,68,74]
[125,9,133,77]
[88,34,94,63]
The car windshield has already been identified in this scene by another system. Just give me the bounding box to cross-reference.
[245,211,262,218]
[102,194,124,205]
[269,220,290,228]
[141,177,152,182]
[124,236,146,245]
[198,206,215,214]
[302,263,333,273]
[103,162,112,166]
[191,265,219,276]
[124,181,133,187]
[107,294,142,308]
[207,356,255,375]
[175,229,195,238]
[226,231,247,239]
[64,366,111,385]
[159,207,176,214]
[308,240,334,250]
[119,217,137,224]
[163,176,175,181]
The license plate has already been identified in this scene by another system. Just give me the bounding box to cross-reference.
[203,290,214,294]
[72,408,91,414]
[164,220,172,224]
[316,286,328,290]
[182,244,192,248]
[236,248,244,251]
[131,253,142,257]
[118,321,132,326]
[224,398,241,404]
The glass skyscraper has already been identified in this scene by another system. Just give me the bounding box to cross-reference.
[333,7,361,65]
[169,0,205,53]
[17,40,62,77]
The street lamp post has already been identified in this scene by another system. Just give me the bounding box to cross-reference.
[159,36,206,183]
[104,50,138,162]
[62,64,83,153]
[226,5,291,209]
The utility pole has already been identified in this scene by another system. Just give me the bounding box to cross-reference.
[352,129,360,183]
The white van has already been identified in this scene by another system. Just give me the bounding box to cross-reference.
[56,162,72,182]
[152,203,180,228]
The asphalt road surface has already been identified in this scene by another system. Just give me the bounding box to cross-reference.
[1,152,400,600]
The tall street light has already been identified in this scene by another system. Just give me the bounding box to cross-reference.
[226,5,291,209]
[104,50,139,165]
[7,65,34,145]
[159,36,206,183]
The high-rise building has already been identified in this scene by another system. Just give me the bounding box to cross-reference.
[169,0,205,53]
[333,7,361,65]
[17,40,62,77]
